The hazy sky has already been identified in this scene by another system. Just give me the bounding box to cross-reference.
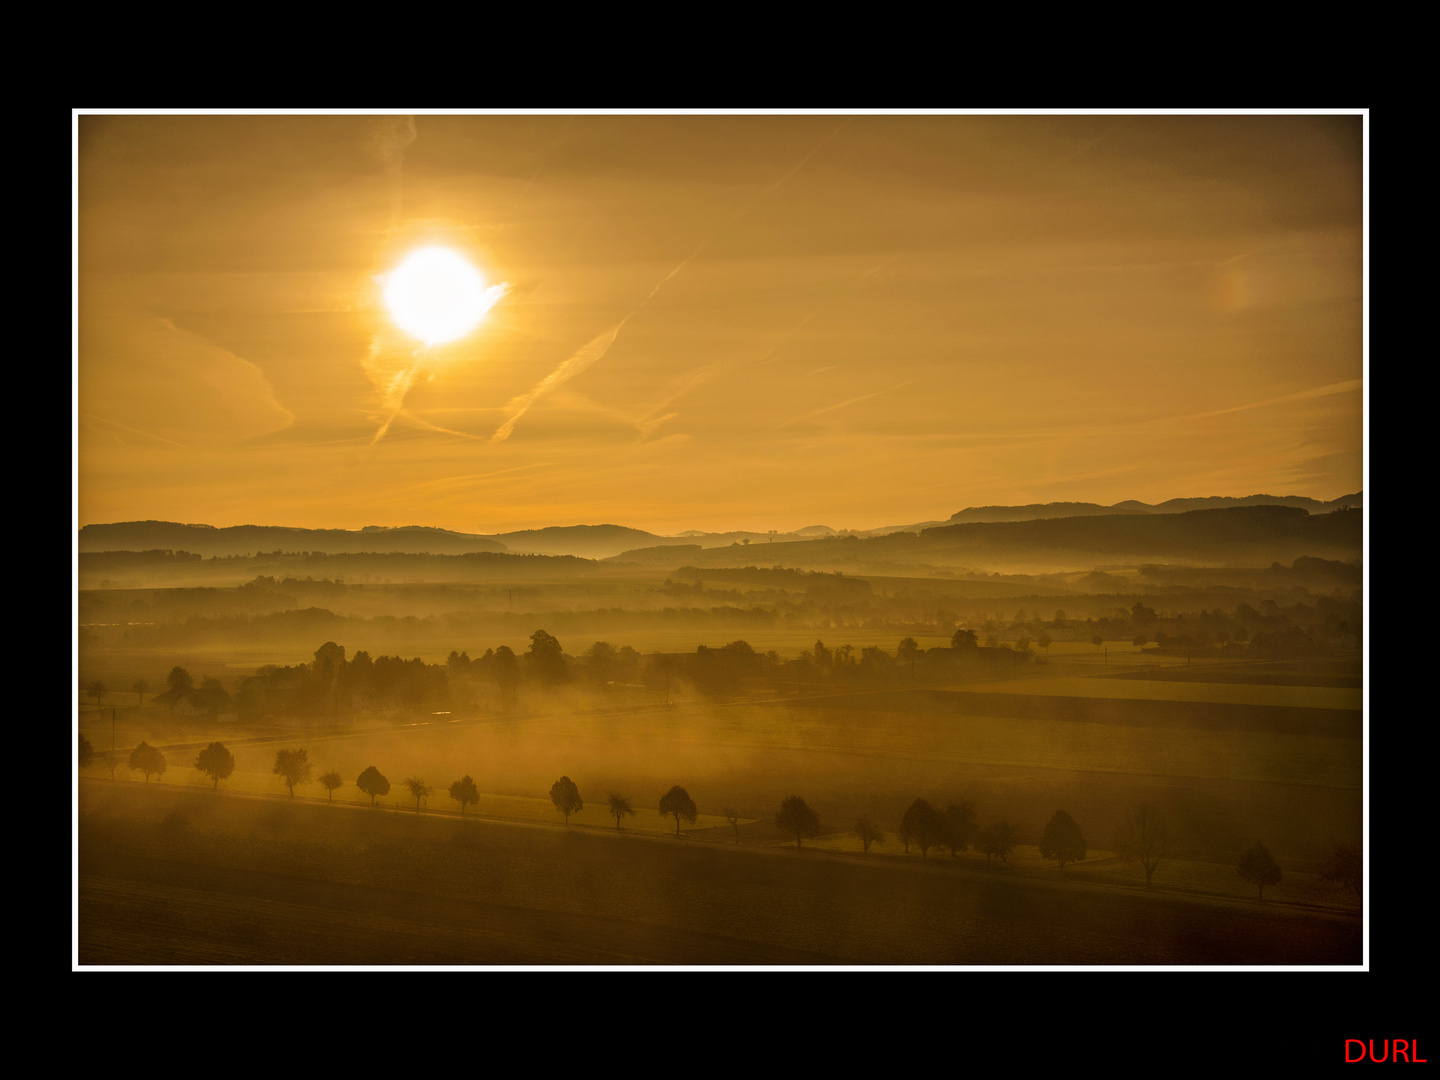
[76,112,1364,535]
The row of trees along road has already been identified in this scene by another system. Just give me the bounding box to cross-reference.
[84,742,1358,901]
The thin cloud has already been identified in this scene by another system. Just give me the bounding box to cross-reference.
[491,320,627,443]
[781,381,914,427]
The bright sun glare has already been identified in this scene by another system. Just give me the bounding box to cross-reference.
[384,247,500,346]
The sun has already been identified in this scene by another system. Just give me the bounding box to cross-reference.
[383,246,503,345]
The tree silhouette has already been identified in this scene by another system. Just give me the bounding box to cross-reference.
[79,735,94,769]
[951,628,978,650]
[357,766,390,806]
[942,801,978,857]
[450,775,479,817]
[775,795,820,850]
[273,748,311,797]
[320,771,343,802]
[659,785,697,836]
[977,820,1016,863]
[528,630,567,686]
[99,749,117,781]
[607,793,634,830]
[1039,810,1087,873]
[167,666,194,692]
[1092,634,1104,652]
[87,680,107,706]
[1238,840,1282,900]
[129,741,166,783]
[1318,840,1362,896]
[405,777,432,812]
[132,679,149,705]
[723,807,743,843]
[1116,803,1170,889]
[550,776,582,824]
[900,798,944,858]
[194,741,235,791]
[853,817,885,854]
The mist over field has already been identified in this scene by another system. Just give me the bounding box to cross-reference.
[76,113,1365,975]
[77,501,1363,968]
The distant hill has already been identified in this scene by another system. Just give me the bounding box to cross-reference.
[946,493,1361,524]
[647,505,1362,574]
[78,521,510,557]
[493,524,687,559]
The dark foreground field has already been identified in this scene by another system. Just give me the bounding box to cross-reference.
[78,784,1360,966]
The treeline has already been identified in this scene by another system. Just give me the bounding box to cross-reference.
[80,735,1365,903]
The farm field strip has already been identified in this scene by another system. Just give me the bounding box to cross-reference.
[958,675,1362,711]
[78,786,1363,966]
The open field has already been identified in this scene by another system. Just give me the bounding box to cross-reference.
[78,783,1360,966]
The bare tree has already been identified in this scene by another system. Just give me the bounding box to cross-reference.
[608,793,634,830]
[723,807,743,843]
[1116,803,1170,889]
[405,777,432,812]
[853,817,885,854]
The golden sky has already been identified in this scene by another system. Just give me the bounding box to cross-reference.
[76,113,1364,535]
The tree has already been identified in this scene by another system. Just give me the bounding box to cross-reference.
[1237,840,1282,900]
[129,741,166,783]
[273,748,311,797]
[528,629,567,686]
[132,679,149,704]
[1039,810,1087,872]
[99,749,118,781]
[87,680,107,706]
[357,765,390,806]
[405,777,432,812]
[550,776,582,824]
[1318,840,1362,896]
[900,798,944,858]
[1092,634,1104,652]
[723,807,743,843]
[941,802,977,857]
[775,795,820,850]
[167,666,194,692]
[853,817,885,854]
[320,771,343,802]
[1116,803,1170,889]
[951,628,978,650]
[977,820,1016,863]
[659,785,697,836]
[194,741,235,791]
[79,735,94,769]
[608,793,634,830]
[450,775,479,817]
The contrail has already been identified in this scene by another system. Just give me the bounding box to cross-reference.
[490,121,849,444]
[491,319,628,443]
